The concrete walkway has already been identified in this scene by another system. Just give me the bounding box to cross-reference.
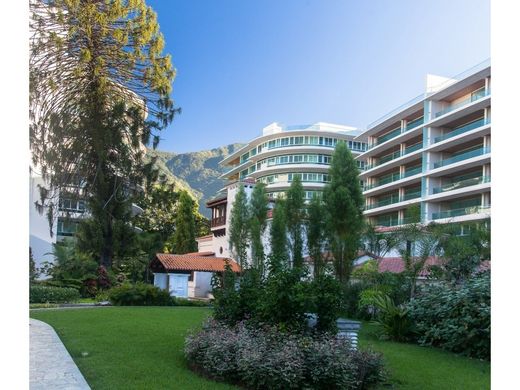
[30,318,91,390]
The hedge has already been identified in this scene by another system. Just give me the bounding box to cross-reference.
[30,285,80,304]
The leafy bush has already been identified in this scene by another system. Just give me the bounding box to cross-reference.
[185,319,384,390]
[108,283,174,306]
[407,271,490,359]
[309,274,342,333]
[175,298,211,307]
[30,285,80,303]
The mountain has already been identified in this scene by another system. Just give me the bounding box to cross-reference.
[146,144,244,217]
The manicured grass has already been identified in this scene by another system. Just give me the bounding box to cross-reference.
[30,307,236,390]
[30,308,490,390]
[359,323,490,390]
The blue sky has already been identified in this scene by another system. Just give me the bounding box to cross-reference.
[147,0,490,154]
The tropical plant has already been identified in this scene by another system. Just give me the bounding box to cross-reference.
[369,293,414,342]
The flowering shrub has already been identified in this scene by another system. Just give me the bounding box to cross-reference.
[407,271,490,359]
[185,319,385,389]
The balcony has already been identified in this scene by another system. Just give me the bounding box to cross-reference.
[433,117,490,143]
[364,166,422,191]
[405,117,424,131]
[433,147,490,169]
[435,88,490,118]
[365,190,421,210]
[365,143,423,170]
[368,127,402,149]
[210,216,226,228]
[431,205,490,220]
[432,176,490,194]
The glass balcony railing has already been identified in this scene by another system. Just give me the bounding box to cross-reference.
[405,117,424,131]
[365,143,423,170]
[431,205,490,220]
[432,176,490,194]
[404,142,422,155]
[366,190,421,210]
[363,166,422,191]
[433,147,490,169]
[369,127,402,149]
[435,88,490,118]
[434,118,490,143]
[402,190,422,201]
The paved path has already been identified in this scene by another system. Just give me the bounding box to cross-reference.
[30,318,91,390]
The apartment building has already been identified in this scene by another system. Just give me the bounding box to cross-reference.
[355,60,491,228]
[220,122,367,200]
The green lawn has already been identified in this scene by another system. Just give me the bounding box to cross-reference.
[30,307,490,390]
[359,323,490,390]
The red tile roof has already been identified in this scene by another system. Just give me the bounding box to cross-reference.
[152,253,241,273]
[377,256,441,277]
[184,251,215,257]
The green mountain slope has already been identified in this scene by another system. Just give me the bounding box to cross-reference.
[146,144,244,217]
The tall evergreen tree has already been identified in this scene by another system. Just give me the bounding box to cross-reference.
[323,141,364,283]
[285,176,305,268]
[229,185,250,269]
[306,193,326,277]
[169,191,197,254]
[269,198,288,271]
[249,184,269,274]
[30,0,178,268]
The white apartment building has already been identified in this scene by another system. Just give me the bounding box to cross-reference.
[355,60,491,228]
[197,122,368,259]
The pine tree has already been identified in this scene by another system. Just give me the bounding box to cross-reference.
[323,141,364,283]
[285,176,305,268]
[249,183,268,274]
[30,0,178,268]
[170,191,197,254]
[306,193,325,277]
[229,185,250,269]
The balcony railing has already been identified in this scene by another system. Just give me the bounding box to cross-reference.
[435,88,490,118]
[363,166,422,191]
[431,205,490,220]
[365,143,423,170]
[434,117,490,143]
[433,147,490,169]
[405,117,424,131]
[365,190,421,210]
[432,176,490,194]
[211,216,226,228]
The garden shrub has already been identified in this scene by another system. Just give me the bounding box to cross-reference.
[309,274,342,333]
[175,298,211,307]
[108,282,174,306]
[407,271,490,359]
[185,319,385,390]
[370,293,415,342]
[30,285,80,304]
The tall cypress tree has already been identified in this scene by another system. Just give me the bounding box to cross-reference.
[269,198,288,271]
[170,191,197,254]
[30,0,178,268]
[323,141,364,283]
[229,185,250,269]
[249,184,268,274]
[306,193,325,278]
[285,176,305,268]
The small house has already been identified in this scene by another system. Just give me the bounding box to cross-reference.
[150,252,241,298]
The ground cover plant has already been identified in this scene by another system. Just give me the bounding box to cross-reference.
[30,307,490,390]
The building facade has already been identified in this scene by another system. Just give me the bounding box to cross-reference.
[355,60,491,229]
